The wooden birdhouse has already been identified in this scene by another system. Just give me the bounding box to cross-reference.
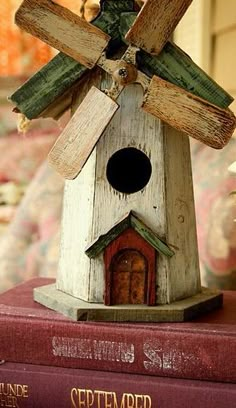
[10,0,236,321]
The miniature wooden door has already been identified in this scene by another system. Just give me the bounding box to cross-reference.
[111,249,148,305]
[104,228,156,306]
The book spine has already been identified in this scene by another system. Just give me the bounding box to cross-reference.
[1,313,235,383]
[0,362,235,408]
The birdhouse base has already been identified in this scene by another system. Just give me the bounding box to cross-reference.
[34,284,223,322]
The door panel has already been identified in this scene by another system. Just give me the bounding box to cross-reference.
[111,249,147,305]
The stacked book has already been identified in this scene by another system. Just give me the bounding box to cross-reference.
[0,278,235,407]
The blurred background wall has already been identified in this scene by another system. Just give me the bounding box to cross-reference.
[174,0,236,116]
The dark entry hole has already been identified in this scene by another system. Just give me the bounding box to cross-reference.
[106,148,152,194]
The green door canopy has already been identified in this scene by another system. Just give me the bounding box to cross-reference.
[85,211,175,259]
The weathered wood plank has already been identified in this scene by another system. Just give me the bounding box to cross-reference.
[86,211,174,258]
[56,71,101,302]
[125,0,193,55]
[10,3,133,119]
[163,125,201,302]
[143,76,236,149]
[86,213,131,258]
[34,284,222,322]
[11,4,233,120]
[131,214,174,257]
[57,82,201,305]
[90,83,169,304]
[104,228,156,306]
[48,86,119,179]
[15,0,110,68]
[120,13,234,109]
[10,53,87,120]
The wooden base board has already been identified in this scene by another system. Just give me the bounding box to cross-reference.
[34,284,223,322]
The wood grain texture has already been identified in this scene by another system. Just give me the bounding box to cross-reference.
[104,228,156,306]
[48,86,118,179]
[35,283,222,322]
[11,4,233,121]
[56,71,101,302]
[10,53,87,120]
[57,80,169,303]
[163,125,201,302]
[120,13,233,109]
[57,79,201,305]
[90,84,201,304]
[15,0,110,68]
[125,0,193,55]
[10,3,130,120]
[86,211,174,259]
[89,82,169,304]
[142,75,236,149]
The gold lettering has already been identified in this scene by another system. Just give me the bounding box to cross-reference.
[0,384,28,400]
[0,384,9,396]
[0,383,29,408]
[94,390,105,408]
[12,397,19,408]
[21,385,28,398]
[144,395,152,408]
[135,394,144,408]
[69,388,152,408]
[113,392,119,408]
[12,397,20,408]
[125,393,135,408]
[0,395,19,408]
[120,393,126,408]
[8,385,16,397]
[15,385,28,398]
[71,388,77,408]
[86,390,94,407]
[104,391,114,408]
[78,389,86,407]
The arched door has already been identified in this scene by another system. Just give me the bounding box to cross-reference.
[110,249,147,305]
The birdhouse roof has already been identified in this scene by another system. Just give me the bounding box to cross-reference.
[86,211,174,259]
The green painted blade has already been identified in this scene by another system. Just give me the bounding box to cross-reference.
[10,1,135,119]
[120,12,233,109]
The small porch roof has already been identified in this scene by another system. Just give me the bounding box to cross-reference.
[85,211,175,259]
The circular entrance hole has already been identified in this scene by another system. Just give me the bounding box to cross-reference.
[106,147,152,194]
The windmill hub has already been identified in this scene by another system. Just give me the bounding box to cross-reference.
[112,61,138,86]
[118,68,128,78]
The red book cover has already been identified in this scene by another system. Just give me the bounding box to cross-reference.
[0,278,235,383]
[0,361,235,408]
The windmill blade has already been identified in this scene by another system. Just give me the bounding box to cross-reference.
[15,0,110,69]
[125,0,193,55]
[142,76,236,149]
[48,87,119,179]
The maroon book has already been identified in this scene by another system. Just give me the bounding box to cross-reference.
[0,278,235,383]
[0,361,235,408]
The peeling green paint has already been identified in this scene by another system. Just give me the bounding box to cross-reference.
[86,211,174,258]
[120,12,233,109]
[10,1,233,120]
[10,1,135,119]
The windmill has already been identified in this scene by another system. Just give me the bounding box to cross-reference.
[11,0,236,321]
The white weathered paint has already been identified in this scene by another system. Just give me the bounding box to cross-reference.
[49,86,119,179]
[163,125,201,302]
[57,73,200,304]
[90,82,169,303]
